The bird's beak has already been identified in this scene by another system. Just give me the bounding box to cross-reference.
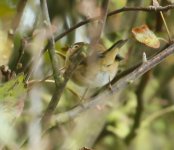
[107,39,128,52]
[101,39,127,61]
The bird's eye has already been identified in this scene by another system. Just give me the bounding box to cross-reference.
[98,53,105,58]
[106,64,111,67]
[115,54,124,61]
[72,44,80,49]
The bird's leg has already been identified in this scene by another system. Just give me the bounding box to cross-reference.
[80,87,89,103]
[66,86,89,103]
[66,87,82,100]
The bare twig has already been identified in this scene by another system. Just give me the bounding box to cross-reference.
[152,0,172,42]
[53,43,174,124]
[41,4,174,53]
[160,11,171,42]
[25,4,174,75]
[108,5,174,16]
[56,5,174,42]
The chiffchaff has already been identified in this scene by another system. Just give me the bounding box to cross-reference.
[66,40,127,88]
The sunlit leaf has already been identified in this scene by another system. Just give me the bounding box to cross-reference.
[132,24,160,49]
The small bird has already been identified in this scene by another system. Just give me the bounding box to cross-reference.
[66,40,127,88]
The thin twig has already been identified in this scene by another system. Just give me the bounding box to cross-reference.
[41,4,174,53]
[56,5,174,42]
[108,5,174,16]
[25,4,174,74]
[142,105,174,128]
[53,43,174,124]
[153,0,172,42]
[160,11,172,42]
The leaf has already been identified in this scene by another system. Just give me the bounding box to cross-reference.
[132,24,160,49]
[0,74,26,102]
[0,74,27,146]
[0,74,27,122]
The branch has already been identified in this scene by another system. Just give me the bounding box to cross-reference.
[40,0,63,124]
[42,44,87,124]
[41,0,61,87]
[53,43,174,124]
[54,5,174,42]
[26,4,174,73]
[108,5,174,16]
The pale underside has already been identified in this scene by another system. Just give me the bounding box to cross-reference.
[72,60,118,88]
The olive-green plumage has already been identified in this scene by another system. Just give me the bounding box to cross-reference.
[66,40,127,88]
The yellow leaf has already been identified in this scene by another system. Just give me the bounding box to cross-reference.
[132,24,160,49]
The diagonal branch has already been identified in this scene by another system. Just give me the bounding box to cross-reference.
[54,43,174,124]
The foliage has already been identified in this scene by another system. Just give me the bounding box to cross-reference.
[0,0,174,150]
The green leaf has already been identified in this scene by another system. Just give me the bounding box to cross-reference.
[0,74,27,146]
[0,74,26,102]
